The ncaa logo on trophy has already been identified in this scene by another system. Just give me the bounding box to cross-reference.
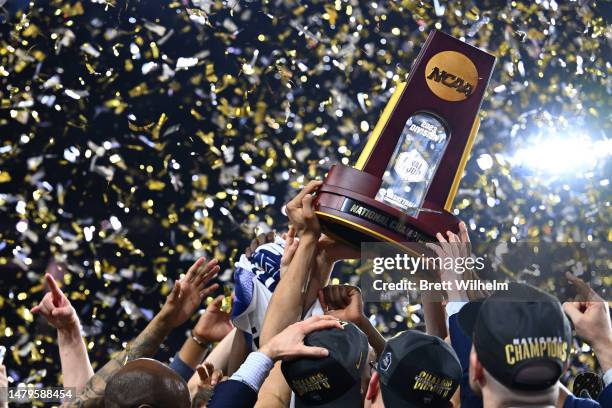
[425,50,479,101]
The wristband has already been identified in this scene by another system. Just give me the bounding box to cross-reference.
[190,331,213,355]
[190,332,207,347]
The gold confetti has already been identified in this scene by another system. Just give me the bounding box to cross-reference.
[0,0,608,387]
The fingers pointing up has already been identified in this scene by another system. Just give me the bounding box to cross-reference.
[45,273,64,307]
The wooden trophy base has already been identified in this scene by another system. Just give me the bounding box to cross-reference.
[314,164,461,249]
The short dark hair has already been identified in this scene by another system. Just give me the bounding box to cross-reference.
[104,358,190,408]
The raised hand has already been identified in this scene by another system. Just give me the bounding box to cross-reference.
[259,315,342,361]
[31,273,79,332]
[31,273,95,393]
[426,222,471,271]
[68,259,221,406]
[285,180,322,238]
[259,186,325,347]
[159,258,220,328]
[562,272,612,357]
[193,295,233,343]
[318,285,364,324]
[425,222,486,301]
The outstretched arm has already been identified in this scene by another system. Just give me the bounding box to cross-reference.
[31,273,94,394]
[65,257,219,407]
[563,272,612,372]
[57,325,95,395]
[177,294,233,370]
[211,315,341,408]
[68,313,172,407]
[424,223,487,338]
[558,273,612,407]
[303,234,361,311]
[259,181,321,346]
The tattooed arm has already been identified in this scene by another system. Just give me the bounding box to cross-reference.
[64,257,220,407]
[67,314,172,407]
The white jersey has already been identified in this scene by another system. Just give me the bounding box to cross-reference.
[231,236,323,350]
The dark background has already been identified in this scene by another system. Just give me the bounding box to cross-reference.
[0,0,609,393]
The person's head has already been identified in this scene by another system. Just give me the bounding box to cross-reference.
[459,283,572,407]
[104,358,191,408]
[281,321,370,407]
[365,330,461,408]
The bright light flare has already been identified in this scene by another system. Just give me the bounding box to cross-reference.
[512,132,611,175]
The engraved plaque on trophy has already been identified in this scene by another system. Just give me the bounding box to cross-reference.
[314,30,496,248]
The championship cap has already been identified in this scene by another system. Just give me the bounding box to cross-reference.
[282,322,369,407]
[376,330,461,407]
[458,282,572,391]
